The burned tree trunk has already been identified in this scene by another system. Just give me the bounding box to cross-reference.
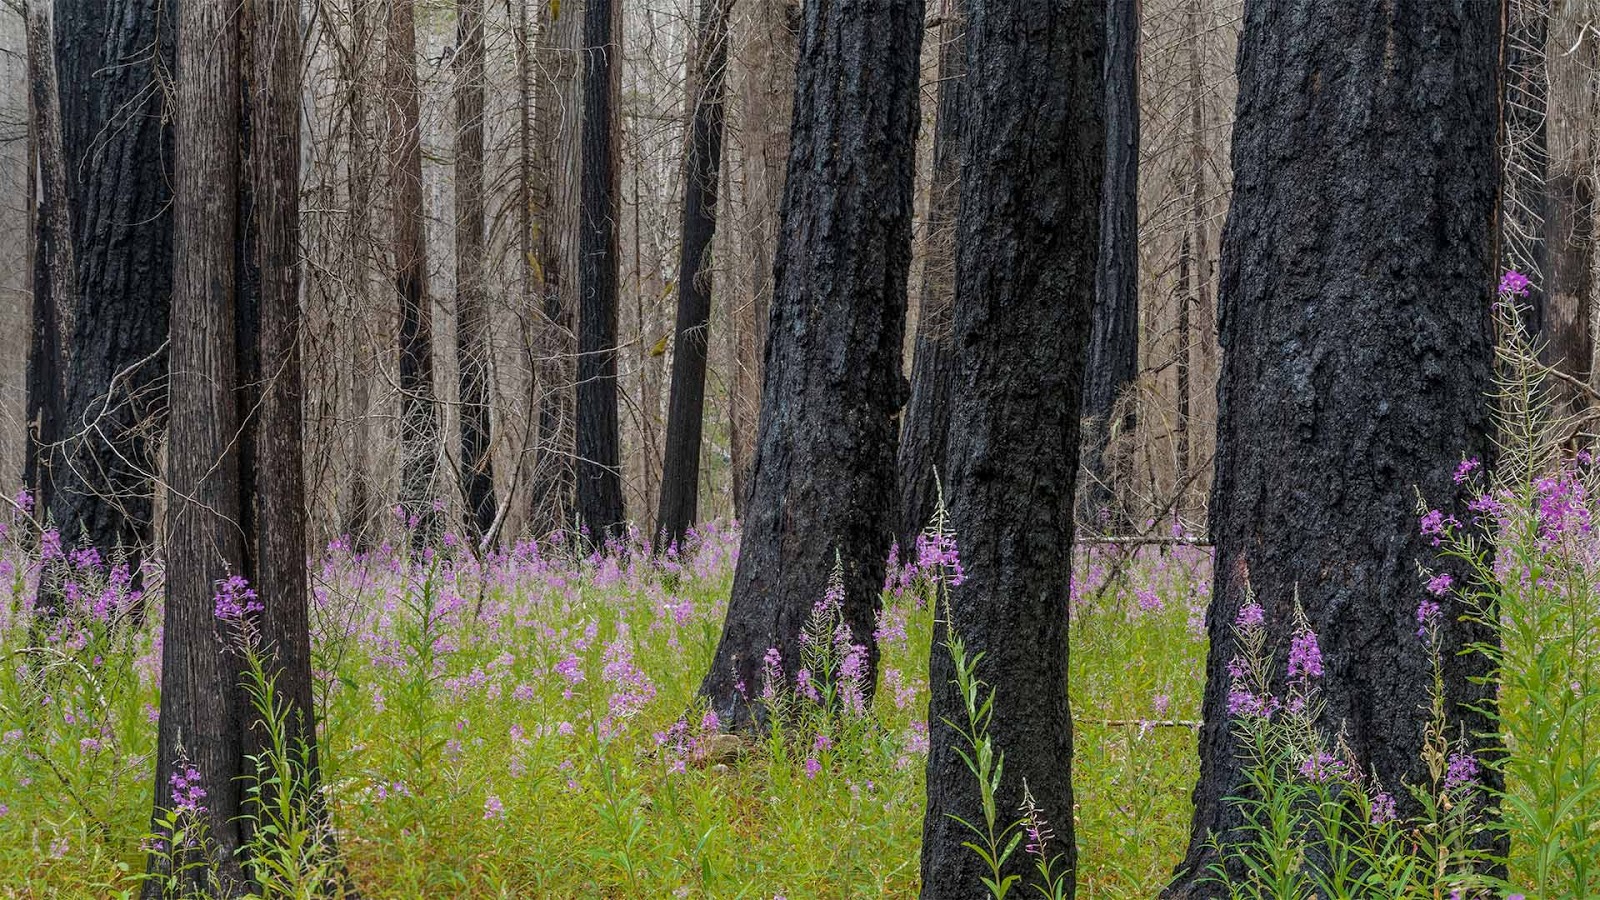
[1164,2,1502,895]
[239,0,326,853]
[456,0,497,542]
[576,0,627,541]
[23,0,73,522]
[148,0,247,889]
[895,0,965,548]
[1079,0,1140,529]
[527,0,580,536]
[49,0,173,574]
[919,0,1104,896]
[698,0,924,729]
[657,0,733,550]
[389,0,442,546]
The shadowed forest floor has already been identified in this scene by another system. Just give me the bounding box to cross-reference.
[0,522,1207,897]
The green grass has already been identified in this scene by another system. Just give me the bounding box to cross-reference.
[0,529,1209,898]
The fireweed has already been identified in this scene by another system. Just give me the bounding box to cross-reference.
[1,499,1207,895]
[1419,286,1600,898]
[1206,584,1493,900]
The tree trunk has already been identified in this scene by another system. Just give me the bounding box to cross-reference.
[341,0,377,548]
[240,0,327,856]
[456,0,497,542]
[919,1,1104,896]
[657,0,733,550]
[527,0,581,536]
[576,0,626,541]
[895,0,966,549]
[1163,3,1502,895]
[149,0,247,889]
[23,0,73,524]
[389,0,441,547]
[728,0,798,519]
[49,0,173,578]
[1080,0,1140,530]
[697,0,923,730]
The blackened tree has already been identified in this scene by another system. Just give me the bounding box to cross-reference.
[919,0,1104,896]
[657,0,734,550]
[150,0,248,887]
[1163,2,1501,895]
[697,0,925,729]
[577,0,627,541]
[1080,0,1141,528]
[456,0,497,542]
[896,0,966,549]
[49,0,174,582]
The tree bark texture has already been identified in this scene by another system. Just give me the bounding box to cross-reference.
[24,0,74,522]
[657,0,733,550]
[1080,0,1141,528]
[576,0,627,541]
[698,0,924,730]
[149,0,247,889]
[919,1,1104,896]
[1164,3,1502,895]
[49,0,173,575]
[895,0,966,549]
[527,0,582,536]
[240,0,325,852]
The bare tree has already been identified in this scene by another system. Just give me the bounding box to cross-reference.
[577,0,627,540]
[657,0,733,549]
[698,0,924,729]
[456,0,497,541]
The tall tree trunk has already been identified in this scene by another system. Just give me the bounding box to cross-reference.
[895,0,966,549]
[1079,0,1140,531]
[576,0,626,541]
[657,0,733,550]
[919,0,1104,896]
[728,0,798,519]
[527,0,581,536]
[1543,2,1592,413]
[23,0,73,523]
[388,0,441,547]
[456,0,497,541]
[49,0,173,578]
[697,0,923,730]
[149,0,247,889]
[341,0,377,548]
[239,0,327,855]
[1163,2,1502,894]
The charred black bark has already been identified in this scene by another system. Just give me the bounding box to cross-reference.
[1163,3,1501,896]
[23,0,73,524]
[919,1,1104,896]
[697,0,924,729]
[149,0,247,890]
[49,0,173,576]
[1080,0,1141,529]
[896,0,965,549]
[576,0,627,541]
[657,0,733,550]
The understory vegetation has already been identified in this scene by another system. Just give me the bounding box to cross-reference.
[0,518,1205,897]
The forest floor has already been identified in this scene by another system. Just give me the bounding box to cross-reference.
[0,522,1208,898]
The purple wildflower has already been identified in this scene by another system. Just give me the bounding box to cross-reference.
[1235,601,1265,631]
[1453,457,1481,485]
[1499,269,1532,297]
[1426,573,1454,597]
[1445,752,1479,791]
[1370,791,1397,824]
[1287,629,1323,681]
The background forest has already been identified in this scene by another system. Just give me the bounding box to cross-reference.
[1,0,1600,898]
